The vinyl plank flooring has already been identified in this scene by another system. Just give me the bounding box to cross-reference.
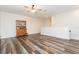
[0,34,79,54]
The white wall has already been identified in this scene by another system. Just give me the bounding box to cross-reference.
[41,27,70,39]
[0,11,45,39]
[41,19,50,27]
[53,9,79,40]
[0,12,1,39]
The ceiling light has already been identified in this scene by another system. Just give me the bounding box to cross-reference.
[31,9,36,13]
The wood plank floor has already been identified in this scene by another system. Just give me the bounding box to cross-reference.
[0,34,79,54]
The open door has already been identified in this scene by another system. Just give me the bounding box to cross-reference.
[16,20,27,37]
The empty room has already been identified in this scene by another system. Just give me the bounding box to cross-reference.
[0,5,79,54]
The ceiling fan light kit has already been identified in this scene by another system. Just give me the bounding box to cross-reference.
[24,5,46,13]
[31,9,36,13]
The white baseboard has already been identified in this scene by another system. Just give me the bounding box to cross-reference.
[0,33,40,39]
[41,34,70,40]
[0,36,16,39]
[71,37,79,40]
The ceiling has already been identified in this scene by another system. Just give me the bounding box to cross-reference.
[0,5,79,19]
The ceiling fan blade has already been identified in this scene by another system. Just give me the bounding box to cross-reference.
[37,9,42,11]
[44,10,47,12]
[24,6,28,8]
[35,7,46,12]
[27,10,30,12]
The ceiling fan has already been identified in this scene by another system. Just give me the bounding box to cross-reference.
[24,5,46,13]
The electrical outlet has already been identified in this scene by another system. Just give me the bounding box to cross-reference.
[69,30,71,32]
